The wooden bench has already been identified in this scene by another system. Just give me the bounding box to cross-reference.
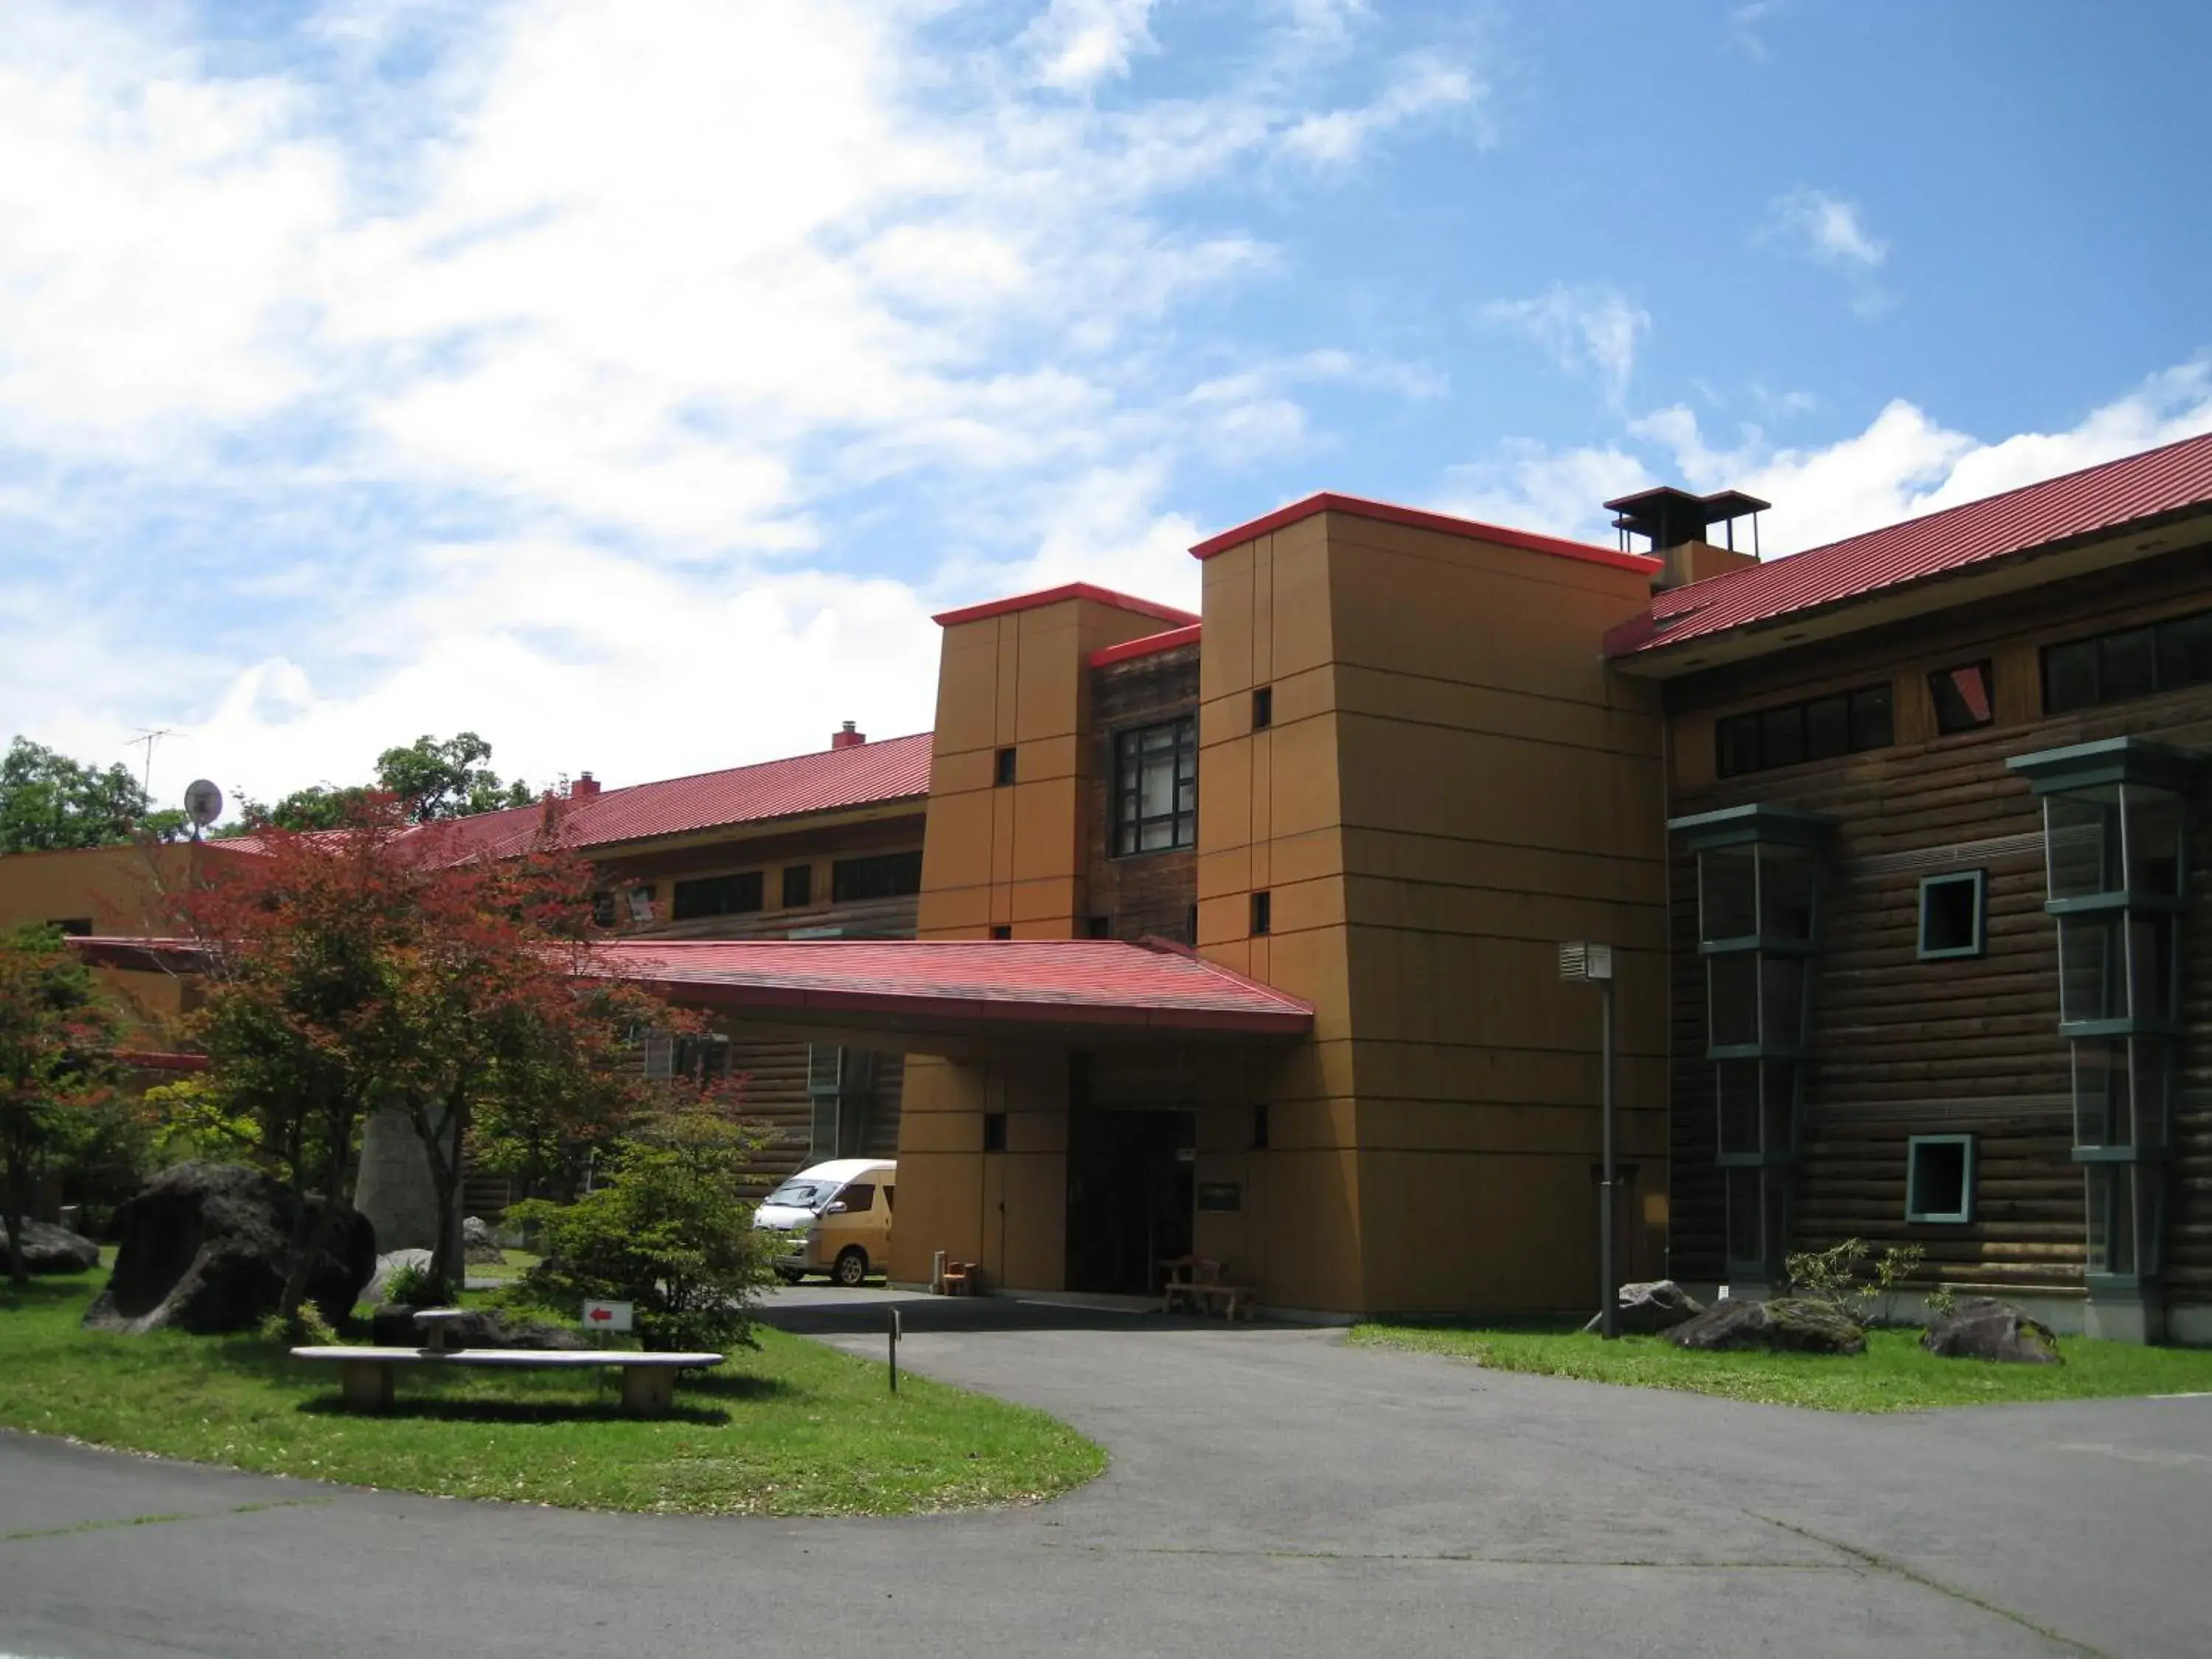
[291,1346,724,1414]
[1158,1256,1256,1322]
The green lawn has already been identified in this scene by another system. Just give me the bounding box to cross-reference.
[1352,1321,2212,1412]
[0,1273,1102,1516]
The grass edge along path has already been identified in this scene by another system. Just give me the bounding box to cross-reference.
[0,1275,1103,1517]
[1349,1321,2212,1412]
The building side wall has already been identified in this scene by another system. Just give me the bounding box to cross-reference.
[1661,544,2212,1316]
[1194,515,1368,1312]
[1321,515,1669,1314]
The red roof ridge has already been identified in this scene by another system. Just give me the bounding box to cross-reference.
[1088,622,1201,668]
[563,730,934,800]
[932,582,1200,629]
[1190,490,1662,575]
[1608,428,2212,659]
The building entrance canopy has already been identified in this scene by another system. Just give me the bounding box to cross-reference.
[72,935,1313,1057]
[590,937,1313,1054]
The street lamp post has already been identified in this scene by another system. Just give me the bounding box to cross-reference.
[1559,941,1618,1340]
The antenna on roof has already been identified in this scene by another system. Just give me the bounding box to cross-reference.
[128,727,181,799]
[183,779,224,842]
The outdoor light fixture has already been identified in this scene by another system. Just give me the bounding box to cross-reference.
[1559,941,1619,1340]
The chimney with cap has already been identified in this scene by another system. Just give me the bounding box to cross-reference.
[1604,486,1768,591]
[570,772,602,799]
[831,721,865,751]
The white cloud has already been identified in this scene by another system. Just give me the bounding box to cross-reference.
[1481,284,1651,408]
[1441,360,2212,557]
[1763,187,1887,268]
[1023,0,1161,91]
[1281,53,1478,165]
[0,0,1478,810]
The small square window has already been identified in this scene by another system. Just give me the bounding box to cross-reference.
[995,746,1017,786]
[1252,686,1273,730]
[1251,891,1271,936]
[990,924,1012,939]
[1085,914,1110,939]
[627,885,656,924]
[982,1112,1008,1152]
[1252,1102,1270,1150]
[1918,869,1986,960]
[782,864,813,908]
[1930,662,1995,734]
[1905,1135,1975,1224]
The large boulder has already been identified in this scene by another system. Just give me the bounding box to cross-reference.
[364,1248,437,1305]
[3,1218,101,1275]
[462,1215,505,1267]
[82,1162,377,1335]
[1585,1279,1704,1335]
[1668,1296,1866,1356]
[1921,1298,2063,1366]
[367,1304,590,1352]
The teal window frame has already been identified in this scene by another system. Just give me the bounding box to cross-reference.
[1905,1134,1976,1224]
[1916,869,1987,961]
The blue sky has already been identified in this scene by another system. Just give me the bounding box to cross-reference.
[3,0,2208,815]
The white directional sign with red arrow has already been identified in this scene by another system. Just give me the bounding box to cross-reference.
[582,1299,635,1333]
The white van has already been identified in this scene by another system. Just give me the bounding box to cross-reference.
[755,1158,896,1287]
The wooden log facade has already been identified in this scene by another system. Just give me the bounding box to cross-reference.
[1663,543,2212,1329]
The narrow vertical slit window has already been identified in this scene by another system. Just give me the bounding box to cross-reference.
[1252,686,1273,730]
[1251,891,1272,936]
[995,746,1017,786]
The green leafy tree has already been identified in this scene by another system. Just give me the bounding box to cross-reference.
[0,925,125,1283]
[508,1099,771,1352]
[0,737,184,852]
[220,785,375,835]
[375,733,532,823]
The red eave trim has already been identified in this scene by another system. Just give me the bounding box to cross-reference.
[932,582,1200,629]
[119,1050,209,1073]
[1088,622,1202,668]
[1189,491,1663,575]
[661,978,1311,1035]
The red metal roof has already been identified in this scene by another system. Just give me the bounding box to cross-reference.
[931,582,1199,629]
[1190,490,1663,575]
[404,731,934,859]
[72,935,1314,1040]
[596,938,1313,1036]
[1088,622,1202,668]
[1606,428,2212,660]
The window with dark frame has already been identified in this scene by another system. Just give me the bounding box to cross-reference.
[671,871,764,921]
[1714,683,1893,779]
[591,892,616,928]
[1114,715,1197,855]
[626,884,657,924]
[1251,890,1272,936]
[831,850,923,902]
[995,746,1017,786]
[1252,1102,1270,1150]
[836,1182,876,1213]
[1918,869,1986,960]
[782,864,813,908]
[1905,1135,1975,1224]
[46,918,94,938]
[673,1034,731,1083]
[2043,607,2212,715]
[982,1112,1008,1152]
[1930,662,1996,734]
[990,925,1012,939]
[1085,914,1110,939]
[1252,686,1273,730]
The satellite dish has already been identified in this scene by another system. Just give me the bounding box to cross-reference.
[184,779,224,839]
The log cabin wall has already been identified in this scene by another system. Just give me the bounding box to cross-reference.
[1084,644,1200,943]
[1660,542,2212,1319]
[608,810,928,1184]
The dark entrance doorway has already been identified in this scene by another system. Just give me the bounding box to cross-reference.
[1066,1107,1195,1295]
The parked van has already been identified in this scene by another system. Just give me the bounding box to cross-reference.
[754,1158,895,1287]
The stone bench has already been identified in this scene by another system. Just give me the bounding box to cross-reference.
[291,1346,725,1414]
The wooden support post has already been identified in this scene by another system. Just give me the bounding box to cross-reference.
[620,1366,675,1415]
[340,1360,395,1413]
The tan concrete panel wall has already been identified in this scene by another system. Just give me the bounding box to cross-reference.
[1354,1148,1603,1313]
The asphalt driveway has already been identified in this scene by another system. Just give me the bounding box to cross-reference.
[3,1287,2206,1658]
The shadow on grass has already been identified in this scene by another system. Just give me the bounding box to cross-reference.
[296,1395,734,1425]
[0,1273,99,1313]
